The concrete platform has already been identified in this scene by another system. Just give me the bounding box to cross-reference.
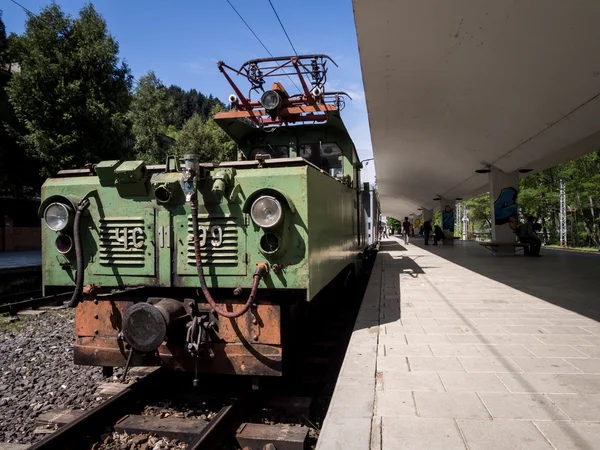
[316,237,600,450]
[0,250,41,271]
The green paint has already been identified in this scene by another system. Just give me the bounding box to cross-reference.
[41,112,367,301]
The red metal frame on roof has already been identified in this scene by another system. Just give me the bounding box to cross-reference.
[215,55,351,126]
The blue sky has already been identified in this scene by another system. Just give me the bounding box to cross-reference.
[2,0,375,182]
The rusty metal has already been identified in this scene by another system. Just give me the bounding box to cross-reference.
[121,298,187,353]
[189,397,248,450]
[74,298,283,376]
[216,55,349,127]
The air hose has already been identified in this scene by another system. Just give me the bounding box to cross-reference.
[191,195,267,318]
[68,198,91,308]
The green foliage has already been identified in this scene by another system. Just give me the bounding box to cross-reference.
[6,3,133,178]
[165,85,223,129]
[0,11,42,196]
[386,217,402,232]
[128,71,172,163]
[465,193,491,231]
[173,105,237,162]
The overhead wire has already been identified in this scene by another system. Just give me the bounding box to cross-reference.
[225,0,301,95]
[267,0,298,56]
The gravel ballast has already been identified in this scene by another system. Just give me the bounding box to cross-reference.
[0,308,109,444]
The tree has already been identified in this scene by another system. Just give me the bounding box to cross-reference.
[0,12,42,196]
[466,192,491,232]
[6,3,133,178]
[172,105,236,162]
[128,71,172,163]
[386,217,402,233]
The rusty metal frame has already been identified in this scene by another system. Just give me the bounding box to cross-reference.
[216,55,350,126]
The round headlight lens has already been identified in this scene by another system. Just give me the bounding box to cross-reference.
[44,203,70,231]
[260,90,281,110]
[251,196,283,228]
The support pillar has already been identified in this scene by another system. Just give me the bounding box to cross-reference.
[422,208,433,223]
[439,198,456,245]
[489,167,520,252]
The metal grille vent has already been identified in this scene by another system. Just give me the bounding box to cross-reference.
[98,217,146,266]
[187,216,238,265]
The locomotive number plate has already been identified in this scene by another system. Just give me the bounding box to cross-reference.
[197,225,223,248]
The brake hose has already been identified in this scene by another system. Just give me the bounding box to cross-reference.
[191,195,267,318]
[68,198,91,308]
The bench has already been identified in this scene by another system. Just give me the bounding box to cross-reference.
[479,241,530,255]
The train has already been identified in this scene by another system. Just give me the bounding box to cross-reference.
[38,55,380,380]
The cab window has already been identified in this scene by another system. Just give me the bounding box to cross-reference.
[249,145,289,159]
[299,142,344,176]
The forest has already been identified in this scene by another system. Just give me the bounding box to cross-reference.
[0,4,235,199]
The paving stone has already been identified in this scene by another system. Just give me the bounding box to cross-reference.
[534,421,600,450]
[555,374,600,394]
[581,335,600,346]
[572,346,600,358]
[459,357,522,373]
[381,417,466,450]
[475,344,535,358]
[439,373,508,392]
[524,345,588,358]
[407,357,465,372]
[423,325,468,334]
[478,393,568,420]
[383,344,432,357]
[491,335,547,345]
[315,417,371,450]
[510,357,582,374]
[377,355,410,373]
[447,334,498,344]
[534,335,592,345]
[539,326,593,335]
[497,373,578,394]
[457,419,553,450]
[430,344,486,357]
[374,390,416,417]
[382,372,445,391]
[404,334,451,345]
[563,358,600,374]
[546,393,600,421]
[326,384,374,419]
[413,391,490,419]
[499,326,549,335]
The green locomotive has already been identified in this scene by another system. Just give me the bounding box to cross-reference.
[39,55,378,378]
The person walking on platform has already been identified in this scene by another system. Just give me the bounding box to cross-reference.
[423,220,432,245]
[402,217,411,245]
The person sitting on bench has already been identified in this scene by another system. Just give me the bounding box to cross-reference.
[516,216,542,256]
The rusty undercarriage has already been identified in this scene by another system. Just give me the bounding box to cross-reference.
[73,292,297,377]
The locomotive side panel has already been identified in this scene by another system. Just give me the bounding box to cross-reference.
[306,166,358,301]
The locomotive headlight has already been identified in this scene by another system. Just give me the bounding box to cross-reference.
[43,202,72,231]
[260,90,281,111]
[251,196,283,228]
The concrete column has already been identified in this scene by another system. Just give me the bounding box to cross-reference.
[439,198,456,245]
[422,208,433,222]
[489,167,520,244]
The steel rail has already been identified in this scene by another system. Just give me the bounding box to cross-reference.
[0,291,73,315]
[28,368,165,450]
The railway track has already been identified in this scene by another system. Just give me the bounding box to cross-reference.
[21,251,377,449]
[0,290,73,315]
